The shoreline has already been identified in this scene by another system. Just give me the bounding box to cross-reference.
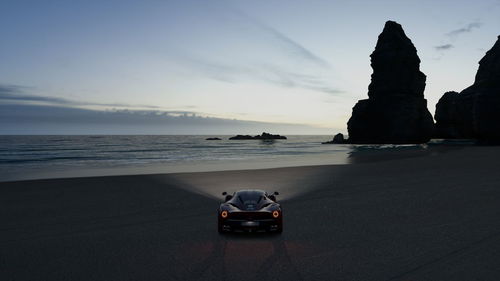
[0,153,349,183]
[1,142,459,183]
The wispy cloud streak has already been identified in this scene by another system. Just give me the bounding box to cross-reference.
[434,44,454,51]
[182,57,343,95]
[225,5,331,69]
[246,17,330,68]
[0,84,161,109]
[173,4,342,95]
[446,22,482,37]
[435,21,482,55]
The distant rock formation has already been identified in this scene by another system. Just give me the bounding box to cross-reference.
[322,133,347,144]
[205,137,221,140]
[229,135,253,140]
[435,36,500,142]
[347,21,434,144]
[229,132,287,140]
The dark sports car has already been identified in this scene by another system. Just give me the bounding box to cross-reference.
[218,189,282,233]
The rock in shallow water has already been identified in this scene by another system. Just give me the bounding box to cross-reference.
[347,21,434,144]
[229,132,287,140]
[322,133,346,144]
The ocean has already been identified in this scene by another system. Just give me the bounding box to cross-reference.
[0,135,437,182]
[0,135,356,182]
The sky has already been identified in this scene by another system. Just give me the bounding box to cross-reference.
[0,0,499,134]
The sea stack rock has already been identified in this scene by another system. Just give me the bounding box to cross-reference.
[435,36,500,141]
[322,133,346,144]
[347,21,434,144]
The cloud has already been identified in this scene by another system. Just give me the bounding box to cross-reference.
[261,67,344,95]
[446,22,482,37]
[435,22,482,55]
[172,4,342,95]
[434,44,454,51]
[0,103,331,135]
[244,15,330,68]
[0,83,161,109]
[0,83,338,133]
[0,84,81,105]
[182,57,343,95]
[0,84,28,95]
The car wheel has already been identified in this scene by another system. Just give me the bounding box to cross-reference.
[276,227,282,234]
[276,222,283,234]
[218,217,225,234]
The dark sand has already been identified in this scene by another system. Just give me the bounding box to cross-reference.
[1,146,500,280]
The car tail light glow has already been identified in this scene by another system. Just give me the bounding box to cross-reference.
[221,210,228,218]
[272,210,280,218]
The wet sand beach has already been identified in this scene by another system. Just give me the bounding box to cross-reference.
[1,146,500,280]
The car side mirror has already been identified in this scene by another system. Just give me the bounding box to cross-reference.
[269,195,277,202]
[222,192,232,202]
[273,191,279,196]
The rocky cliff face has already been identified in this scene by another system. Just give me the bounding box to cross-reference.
[435,36,500,141]
[347,21,434,144]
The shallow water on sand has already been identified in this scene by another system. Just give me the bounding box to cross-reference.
[0,135,437,182]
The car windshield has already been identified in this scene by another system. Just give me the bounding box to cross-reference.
[236,190,265,205]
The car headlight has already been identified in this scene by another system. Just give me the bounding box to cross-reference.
[221,210,228,218]
[272,210,280,218]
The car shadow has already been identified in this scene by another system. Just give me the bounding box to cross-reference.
[220,231,282,240]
